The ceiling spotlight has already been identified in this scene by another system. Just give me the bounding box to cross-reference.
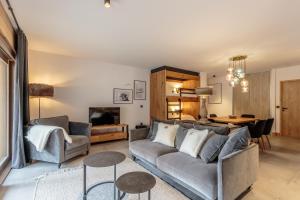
[104,0,111,8]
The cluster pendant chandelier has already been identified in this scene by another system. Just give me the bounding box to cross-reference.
[226,55,249,93]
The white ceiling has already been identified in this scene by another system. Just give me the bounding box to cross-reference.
[5,0,300,73]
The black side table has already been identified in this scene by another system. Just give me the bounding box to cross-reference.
[83,151,126,200]
[116,171,156,200]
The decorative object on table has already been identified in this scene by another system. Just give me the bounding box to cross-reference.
[134,80,146,100]
[195,87,213,120]
[116,171,156,200]
[135,123,147,129]
[226,55,249,93]
[83,151,126,200]
[29,83,54,118]
[208,83,222,104]
[113,88,133,104]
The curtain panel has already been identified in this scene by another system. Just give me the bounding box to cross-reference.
[11,30,30,169]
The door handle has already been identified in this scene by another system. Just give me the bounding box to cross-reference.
[282,107,288,111]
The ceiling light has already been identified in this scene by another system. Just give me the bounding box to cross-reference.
[104,0,111,8]
[226,55,249,92]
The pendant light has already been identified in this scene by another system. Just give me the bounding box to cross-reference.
[226,55,249,93]
[104,0,111,8]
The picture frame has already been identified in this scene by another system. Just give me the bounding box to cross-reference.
[208,83,222,104]
[134,80,146,100]
[113,88,133,104]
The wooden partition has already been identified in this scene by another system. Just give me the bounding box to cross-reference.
[233,71,270,119]
[150,66,200,121]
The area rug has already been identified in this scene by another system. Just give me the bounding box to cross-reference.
[34,158,189,200]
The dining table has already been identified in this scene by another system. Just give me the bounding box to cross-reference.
[208,116,258,125]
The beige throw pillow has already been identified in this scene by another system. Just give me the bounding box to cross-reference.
[153,123,179,147]
[179,129,209,158]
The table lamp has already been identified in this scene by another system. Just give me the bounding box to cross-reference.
[195,87,213,120]
[29,83,54,118]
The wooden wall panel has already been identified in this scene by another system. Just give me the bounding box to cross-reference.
[0,3,15,50]
[233,71,270,119]
[150,70,166,120]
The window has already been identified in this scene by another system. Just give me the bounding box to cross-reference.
[0,58,9,169]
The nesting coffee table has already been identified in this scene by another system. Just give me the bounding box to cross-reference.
[83,151,126,200]
[116,171,156,200]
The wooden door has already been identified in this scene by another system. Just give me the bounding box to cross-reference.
[281,79,300,138]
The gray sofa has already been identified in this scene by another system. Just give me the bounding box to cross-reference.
[25,115,91,167]
[129,122,259,200]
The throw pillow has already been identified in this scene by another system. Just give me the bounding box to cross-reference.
[179,129,209,158]
[219,126,251,158]
[175,125,189,150]
[153,123,179,147]
[147,121,159,140]
[199,132,229,163]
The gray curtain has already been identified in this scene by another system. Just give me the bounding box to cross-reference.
[12,30,30,169]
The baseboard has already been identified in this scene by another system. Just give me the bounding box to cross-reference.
[0,162,11,184]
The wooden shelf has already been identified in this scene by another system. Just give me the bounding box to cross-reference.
[166,96,199,102]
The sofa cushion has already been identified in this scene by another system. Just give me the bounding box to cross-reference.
[157,152,218,200]
[130,139,177,165]
[200,132,229,163]
[148,120,175,140]
[66,135,89,151]
[153,123,179,147]
[219,126,250,158]
[179,129,209,158]
[31,115,70,134]
[194,124,229,135]
[175,126,189,150]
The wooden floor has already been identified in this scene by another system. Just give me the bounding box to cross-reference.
[0,136,300,200]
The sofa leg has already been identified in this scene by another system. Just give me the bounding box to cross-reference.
[86,150,89,155]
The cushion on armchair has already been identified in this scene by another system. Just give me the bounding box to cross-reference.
[30,115,70,133]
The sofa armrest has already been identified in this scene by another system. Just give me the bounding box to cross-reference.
[25,128,65,164]
[69,121,91,137]
[217,144,259,200]
[129,128,149,142]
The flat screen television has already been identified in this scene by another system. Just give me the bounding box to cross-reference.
[89,107,120,126]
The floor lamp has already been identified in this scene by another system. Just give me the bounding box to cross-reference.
[195,87,213,120]
[29,83,54,118]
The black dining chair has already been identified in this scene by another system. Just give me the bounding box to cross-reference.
[241,114,256,118]
[248,120,267,151]
[262,118,274,149]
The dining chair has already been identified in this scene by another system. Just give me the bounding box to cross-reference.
[241,114,256,118]
[262,118,274,149]
[247,120,267,151]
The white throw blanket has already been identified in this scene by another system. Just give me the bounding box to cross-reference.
[26,125,73,152]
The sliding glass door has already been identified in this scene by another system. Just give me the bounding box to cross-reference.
[0,58,9,170]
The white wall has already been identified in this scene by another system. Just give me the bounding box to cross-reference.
[28,50,150,130]
[207,75,233,117]
[270,65,300,133]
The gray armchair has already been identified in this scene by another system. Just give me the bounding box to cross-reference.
[25,115,91,167]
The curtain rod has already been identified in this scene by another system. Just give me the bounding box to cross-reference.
[5,0,21,31]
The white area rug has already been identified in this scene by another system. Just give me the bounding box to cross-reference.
[34,158,188,200]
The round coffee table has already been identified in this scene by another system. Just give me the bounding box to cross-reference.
[116,171,156,200]
[83,151,126,200]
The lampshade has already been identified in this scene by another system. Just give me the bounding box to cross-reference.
[29,83,54,97]
[195,87,213,97]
